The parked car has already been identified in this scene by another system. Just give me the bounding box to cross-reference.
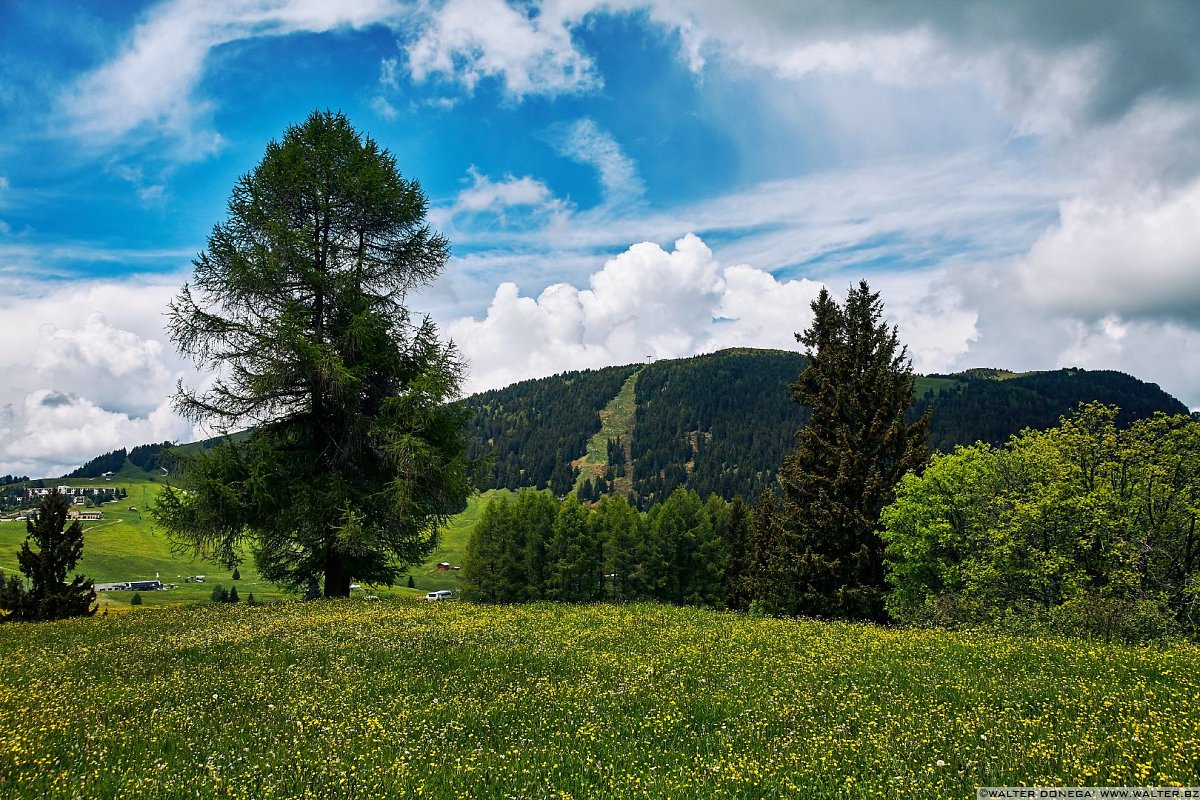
[423,590,453,601]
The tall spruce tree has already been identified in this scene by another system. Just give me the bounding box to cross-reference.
[750,281,927,620]
[0,489,96,621]
[153,110,472,597]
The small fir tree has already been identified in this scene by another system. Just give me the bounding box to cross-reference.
[0,489,96,621]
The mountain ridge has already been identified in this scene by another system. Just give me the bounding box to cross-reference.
[46,349,1190,506]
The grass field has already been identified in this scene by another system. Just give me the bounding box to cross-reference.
[0,483,499,608]
[1,600,1196,798]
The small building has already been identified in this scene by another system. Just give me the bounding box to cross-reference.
[68,510,103,521]
[436,562,452,572]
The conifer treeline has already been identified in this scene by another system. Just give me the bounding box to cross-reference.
[462,488,754,609]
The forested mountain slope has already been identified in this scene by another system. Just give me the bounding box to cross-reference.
[56,350,1189,505]
[629,349,807,505]
[466,350,1188,504]
[914,368,1189,452]
[464,364,640,493]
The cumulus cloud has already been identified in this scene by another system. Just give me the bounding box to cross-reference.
[60,0,404,153]
[447,233,828,393]
[404,0,600,98]
[0,390,190,479]
[34,312,175,417]
[1013,180,1200,325]
[0,277,199,477]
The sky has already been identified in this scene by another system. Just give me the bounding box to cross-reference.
[2,1,1200,478]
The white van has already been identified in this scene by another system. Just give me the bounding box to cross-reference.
[423,590,453,601]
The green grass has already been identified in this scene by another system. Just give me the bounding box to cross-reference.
[1,483,502,608]
[574,367,640,494]
[0,480,292,609]
[402,489,509,594]
[913,376,961,399]
[1,601,1196,798]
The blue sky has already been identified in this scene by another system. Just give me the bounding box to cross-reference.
[2,1,1200,477]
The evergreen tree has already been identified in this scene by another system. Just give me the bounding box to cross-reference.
[546,495,599,601]
[516,489,556,600]
[153,111,472,597]
[750,281,927,620]
[229,585,240,603]
[721,496,755,610]
[0,570,27,620]
[594,494,640,601]
[462,494,512,602]
[232,567,240,581]
[0,489,96,621]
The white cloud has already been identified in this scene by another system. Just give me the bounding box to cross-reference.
[0,390,190,479]
[404,0,600,98]
[454,168,561,214]
[379,56,401,90]
[60,0,405,154]
[556,119,645,206]
[0,276,200,477]
[34,312,175,417]
[372,95,399,121]
[372,56,402,120]
[1012,180,1200,325]
[448,233,827,393]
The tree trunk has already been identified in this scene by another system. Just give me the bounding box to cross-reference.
[323,556,352,598]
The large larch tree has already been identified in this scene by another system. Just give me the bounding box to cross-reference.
[153,110,472,597]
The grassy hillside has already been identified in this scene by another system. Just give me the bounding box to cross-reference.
[573,367,640,495]
[404,489,508,594]
[1,601,1196,798]
[0,485,503,608]
[0,478,291,608]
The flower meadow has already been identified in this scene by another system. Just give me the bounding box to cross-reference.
[2,600,1198,799]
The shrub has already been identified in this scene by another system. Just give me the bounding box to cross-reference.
[130,593,143,606]
[1045,594,1180,644]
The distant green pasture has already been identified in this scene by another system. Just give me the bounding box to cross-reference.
[1,483,503,608]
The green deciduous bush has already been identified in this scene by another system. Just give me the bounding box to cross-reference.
[883,403,1200,640]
